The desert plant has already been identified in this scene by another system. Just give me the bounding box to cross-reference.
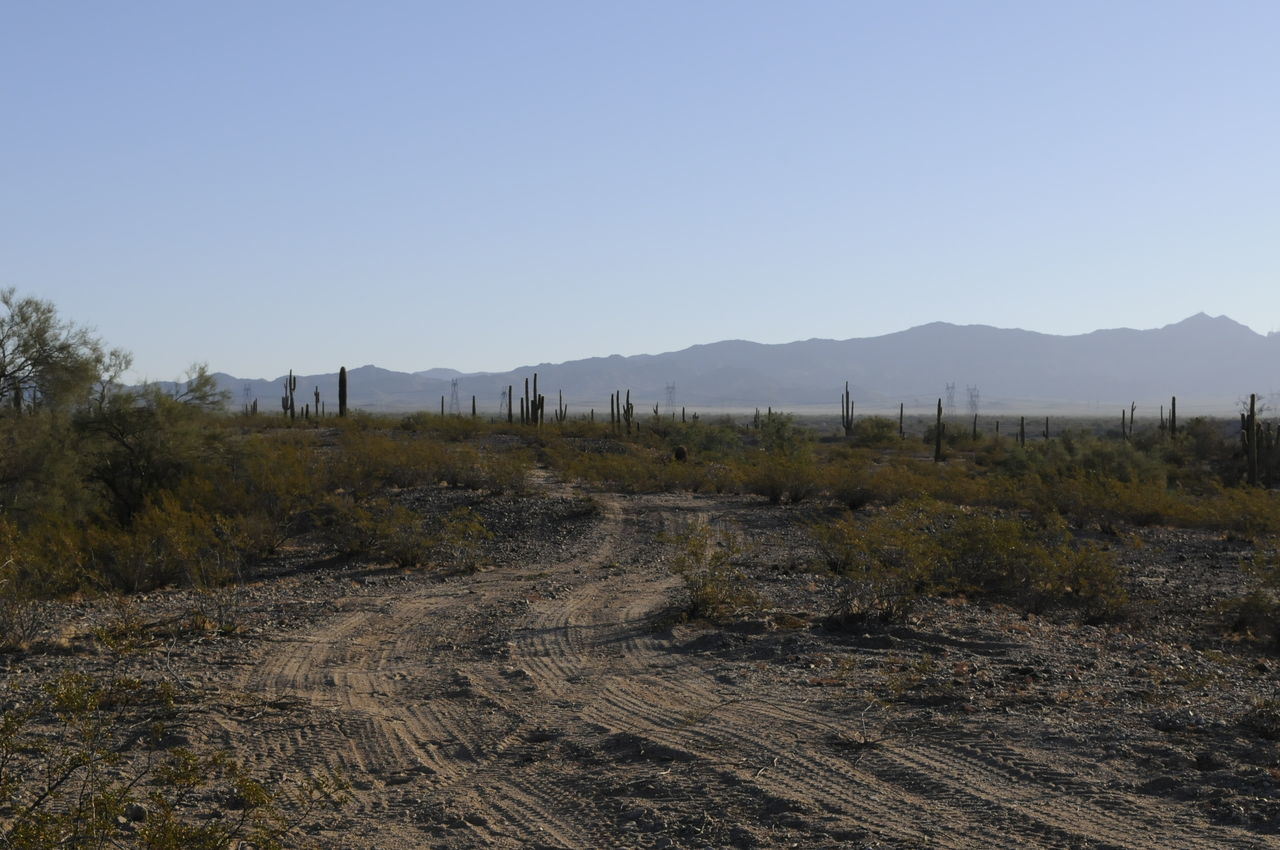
[430,506,493,573]
[665,518,757,621]
[0,671,345,849]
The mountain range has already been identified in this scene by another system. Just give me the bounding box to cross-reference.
[195,314,1279,417]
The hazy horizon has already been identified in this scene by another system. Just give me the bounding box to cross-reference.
[5,2,1277,381]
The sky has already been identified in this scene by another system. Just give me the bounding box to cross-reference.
[3,1,1279,381]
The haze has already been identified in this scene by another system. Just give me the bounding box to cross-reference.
[4,2,1278,382]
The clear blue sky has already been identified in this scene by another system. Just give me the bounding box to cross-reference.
[3,1,1278,381]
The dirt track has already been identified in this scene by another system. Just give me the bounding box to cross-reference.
[197,478,1278,849]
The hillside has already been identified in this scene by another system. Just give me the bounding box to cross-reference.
[199,314,1276,415]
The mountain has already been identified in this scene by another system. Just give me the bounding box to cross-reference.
[196,314,1276,416]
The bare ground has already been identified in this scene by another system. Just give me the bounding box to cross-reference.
[6,472,1280,848]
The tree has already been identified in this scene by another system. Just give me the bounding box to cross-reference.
[0,288,127,411]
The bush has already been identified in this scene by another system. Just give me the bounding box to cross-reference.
[815,502,939,627]
[850,416,900,447]
[814,498,1127,623]
[665,518,758,622]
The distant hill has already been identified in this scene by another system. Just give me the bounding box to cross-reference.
[186,314,1279,417]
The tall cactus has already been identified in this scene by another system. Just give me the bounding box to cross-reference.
[840,382,854,437]
[338,366,348,417]
[1244,393,1259,486]
[554,390,567,424]
[933,398,944,462]
[282,369,297,420]
[622,389,634,435]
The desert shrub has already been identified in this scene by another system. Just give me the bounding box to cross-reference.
[321,495,433,567]
[660,420,743,458]
[756,411,809,455]
[743,452,820,504]
[850,416,900,447]
[328,429,448,496]
[430,506,493,573]
[86,494,243,592]
[399,411,486,441]
[1241,697,1280,740]
[0,671,345,849]
[0,581,40,653]
[815,501,940,627]
[1221,542,1280,647]
[665,518,758,621]
[814,498,1127,623]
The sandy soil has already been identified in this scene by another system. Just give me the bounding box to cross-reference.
[6,473,1280,848]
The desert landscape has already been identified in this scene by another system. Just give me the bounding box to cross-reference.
[4,397,1280,848]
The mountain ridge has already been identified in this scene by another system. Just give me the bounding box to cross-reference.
[187,315,1274,415]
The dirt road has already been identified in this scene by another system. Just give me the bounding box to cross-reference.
[209,482,1277,848]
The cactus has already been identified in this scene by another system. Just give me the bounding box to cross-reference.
[899,403,904,439]
[933,398,944,462]
[840,382,854,437]
[1043,416,1049,440]
[1170,396,1177,437]
[282,369,297,420]
[1019,416,1025,447]
[622,390,634,435]
[554,390,567,423]
[338,366,348,417]
[1244,393,1259,486]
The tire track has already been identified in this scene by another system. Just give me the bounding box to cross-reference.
[215,482,1278,849]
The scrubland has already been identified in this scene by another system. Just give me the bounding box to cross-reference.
[4,385,1280,846]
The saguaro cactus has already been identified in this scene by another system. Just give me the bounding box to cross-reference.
[841,382,854,437]
[933,398,944,462]
[282,369,297,420]
[338,367,348,417]
[1244,393,1259,486]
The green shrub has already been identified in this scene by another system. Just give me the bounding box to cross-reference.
[814,498,1127,623]
[665,518,758,622]
[815,501,939,627]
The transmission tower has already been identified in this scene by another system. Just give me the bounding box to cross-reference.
[499,388,510,418]
[944,382,957,417]
[966,385,980,418]
[665,382,676,409]
[448,379,461,415]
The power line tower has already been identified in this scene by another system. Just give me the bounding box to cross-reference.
[499,388,509,419]
[944,382,957,417]
[966,385,980,418]
[665,382,676,410]
[448,379,461,415]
